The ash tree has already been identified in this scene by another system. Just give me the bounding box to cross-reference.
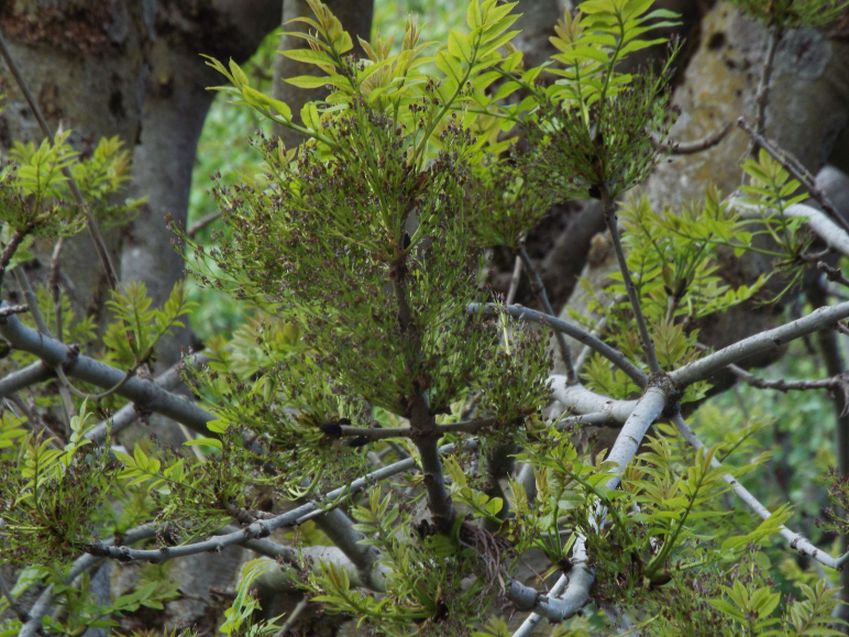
[3,0,849,635]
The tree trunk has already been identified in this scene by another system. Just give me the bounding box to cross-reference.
[0,1,282,629]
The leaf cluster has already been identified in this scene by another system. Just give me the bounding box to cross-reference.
[308,487,506,636]
[200,0,552,432]
[528,0,679,199]
[0,131,138,241]
[0,405,120,567]
[102,281,197,370]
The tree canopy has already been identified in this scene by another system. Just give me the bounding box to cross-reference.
[3,0,849,635]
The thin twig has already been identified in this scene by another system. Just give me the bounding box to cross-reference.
[600,189,661,374]
[819,261,849,288]
[439,417,501,434]
[50,237,64,339]
[0,32,118,289]
[0,227,30,289]
[8,393,65,443]
[672,412,849,569]
[276,598,308,635]
[518,240,576,383]
[505,254,523,305]
[728,362,841,393]
[0,568,28,622]
[83,439,477,562]
[654,122,732,155]
[187,210,223,238]
[334,425,412,440]
[737,118,849,235]
[753,25,782,148]
[573,296,625,375]
[13,268,75,430]
[471,303,647,387]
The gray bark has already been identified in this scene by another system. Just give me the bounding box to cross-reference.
[0,1,281,629]
[562,4,849,358]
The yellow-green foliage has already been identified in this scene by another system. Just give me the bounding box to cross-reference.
[3,1,847,636]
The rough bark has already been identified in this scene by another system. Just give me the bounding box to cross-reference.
[562,4,849,360]
[0,2,150,318]
[0,1,280,323]
[0,1,283,630]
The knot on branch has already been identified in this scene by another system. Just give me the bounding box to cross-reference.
[65,343,81,364]
[319,418,350,438]
[650,373,680,412]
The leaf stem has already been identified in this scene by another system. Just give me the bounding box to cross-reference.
[0,227,30,290]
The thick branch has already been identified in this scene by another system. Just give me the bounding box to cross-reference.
[0,360,51,398]
[670,300,849,386]
[0,308,214,435]
[510,386,666,623]
[556,411,619,429]
[85,352,210,444]
[415,433,456,533]
[83,440,475,562]
[311,507,384,591]
[602,386,667,489]
[509,536,592,632]
[549,376,639,423]
[393,271,456,532]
